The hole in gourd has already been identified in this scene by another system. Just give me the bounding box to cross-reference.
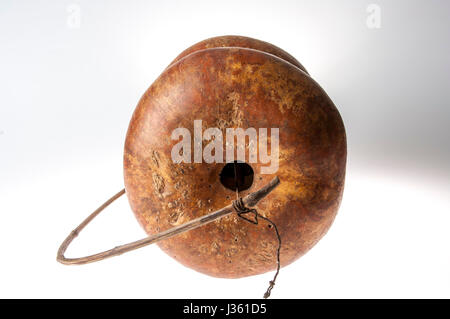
[219,161,254,192]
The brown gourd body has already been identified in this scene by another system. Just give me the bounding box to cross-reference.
[124,36,346,278]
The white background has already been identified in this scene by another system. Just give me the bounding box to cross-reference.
[1,0,449,298]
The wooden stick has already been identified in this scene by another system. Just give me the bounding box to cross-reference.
[57,176,280,265]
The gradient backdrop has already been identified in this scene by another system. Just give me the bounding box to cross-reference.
[1,0,449,298]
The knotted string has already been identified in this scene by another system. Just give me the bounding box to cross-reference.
[232,197,281,299]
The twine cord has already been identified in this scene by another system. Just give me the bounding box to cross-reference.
[232,197,281,299]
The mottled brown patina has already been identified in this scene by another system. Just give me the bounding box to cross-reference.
[124,36,346,278]
[169,35,309,74]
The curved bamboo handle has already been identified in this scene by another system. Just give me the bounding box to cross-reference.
[57,177,280,265]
